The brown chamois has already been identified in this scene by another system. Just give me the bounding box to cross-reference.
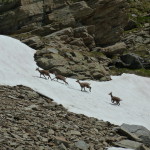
[52,71,68,85]
[76,80,91,92]
[36,68,52,80]
[109,92,122,106]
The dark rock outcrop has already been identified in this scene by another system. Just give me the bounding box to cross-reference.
[0,0,129,80]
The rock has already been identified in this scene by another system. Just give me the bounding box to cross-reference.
[24,104,39,111]
[114,139,144,150]
[120,53,144,69]
[58,143,67,150]
[101,42,127,57]
[116,126,142,143]
[36,54,68,69]
[26,91,39,100]
[54,136,70,147]
[70,130,81,135]
[85,0,128,45]
[53,66,73,76]
[45,27,73,39]
[8,95,18,100]
[75,140,89,150]
[120,124,150,146]
[36,58,50,69]
[22,36,44,49]
[0,1,43,34]
[0,0,129,81]
[124,19,137,31]
[0,0,20,13]
[47,6,75,27]
[69,51,85,63]
[42,48,59,54]
[70,1,93,19]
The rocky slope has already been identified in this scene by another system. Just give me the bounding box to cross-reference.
[0,0,149,78]
[110,0,150,76]
[0,85,150,150]
[0,0,128,80]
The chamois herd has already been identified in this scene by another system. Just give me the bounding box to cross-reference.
[36,68,122,106]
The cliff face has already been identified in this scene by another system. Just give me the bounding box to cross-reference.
[0,0,128,45]
[0,0,129,80]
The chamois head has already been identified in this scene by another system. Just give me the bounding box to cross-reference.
[53,71,58,75]
[76,80,80,83]
[109,92,112,95]
[36,68,39,71]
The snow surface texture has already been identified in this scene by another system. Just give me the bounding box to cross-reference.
[0,35,150,132]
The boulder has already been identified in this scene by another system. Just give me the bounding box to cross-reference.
[22,36,44,49]
[101,42,127,57]
[120,124,150,146]
[114,139,144,150]
[70,1,93,19]
[124,19,138,31]
[85,0,128,45]
[47,6,75,28]
[74,140,89,150]
[120,53,144,69]
[0,1,43,34]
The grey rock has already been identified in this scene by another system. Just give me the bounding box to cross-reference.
[114,139,143,150]
[121,124,150,146]
[22,36,44,49]
[101,42,127,56]
[70,1,93,19]
[120,53,144,69]
[75,140,89,150]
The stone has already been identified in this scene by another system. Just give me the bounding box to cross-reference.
[24,104,39,111]
[70,1,93,19]
[45,27,73,39]
[120,53,144,69]
[124,19,137,31]
[70,130,81,135]
[75,140,89,150]
[22,36,44,49]
[101,42,127,57]
[54,136,70,147]
[114,139,143,150]
[120,124,150,146]
[116,126,142,142]
[47,6,75,27]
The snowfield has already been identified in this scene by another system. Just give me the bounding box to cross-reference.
[0,35,150,150]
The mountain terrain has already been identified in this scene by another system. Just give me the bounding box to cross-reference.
[0,0,149,80]
[0,0,150,150]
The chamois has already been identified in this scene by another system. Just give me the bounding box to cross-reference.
[76,80,91,92]
[36,68,52,80]
[109,92,122,106]
[52,71,68,85]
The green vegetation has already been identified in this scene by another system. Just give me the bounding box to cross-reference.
[127,0,150,27]
[111,68,150,77]
[89,51,105,57]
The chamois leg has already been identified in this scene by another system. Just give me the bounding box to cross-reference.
[89,87,91,92]
[48,75,51,80]
[43,74,47,79]
[51,77,56,81]
[65,81,68,85]
[84,87,86,92]
[117,102,120,106]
